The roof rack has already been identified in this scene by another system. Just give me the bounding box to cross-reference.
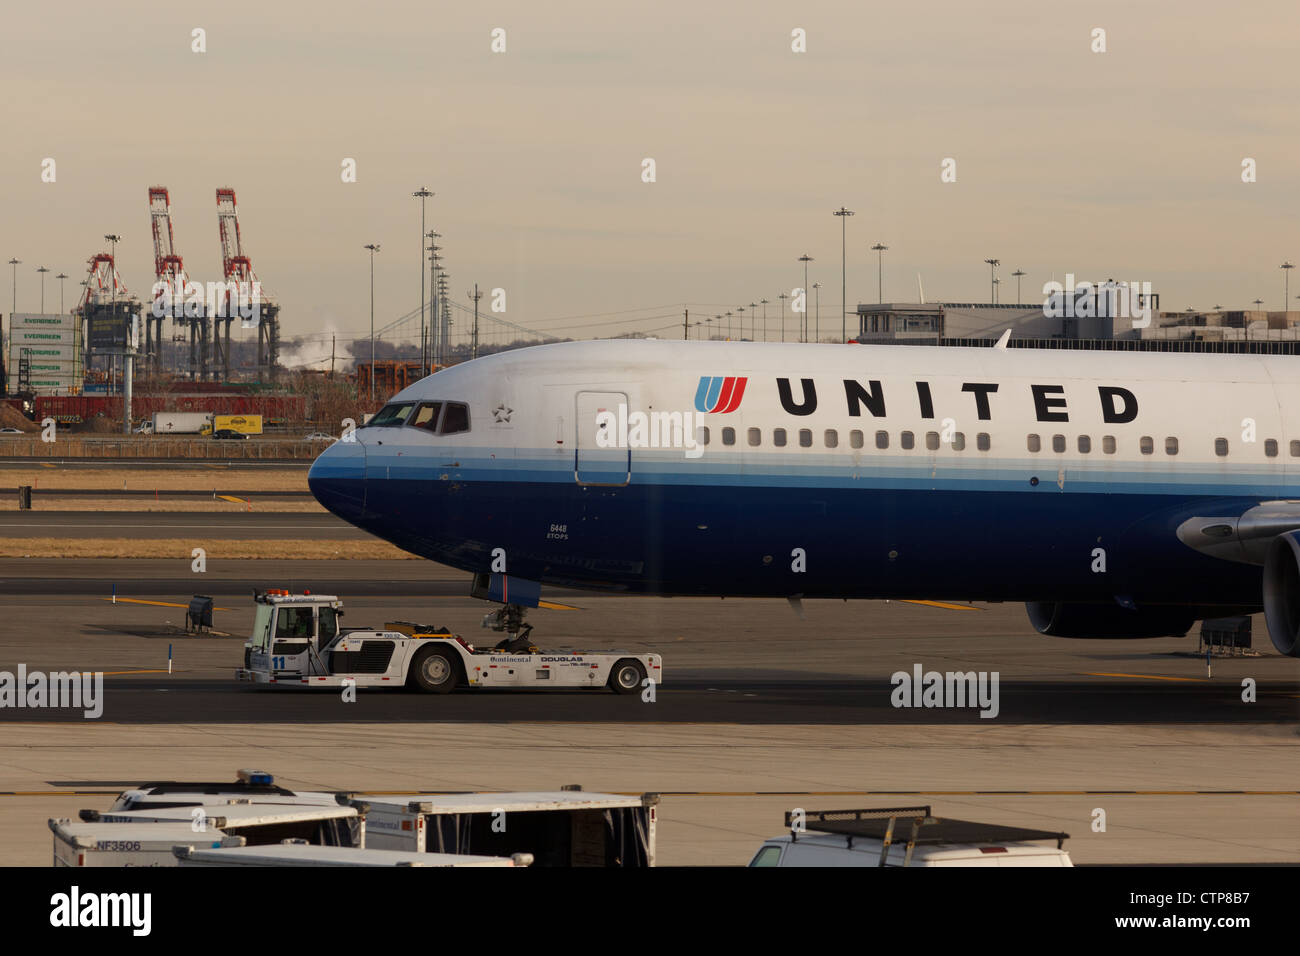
[784,806,1069,867]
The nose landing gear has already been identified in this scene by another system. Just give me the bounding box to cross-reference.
[482,603,537,653]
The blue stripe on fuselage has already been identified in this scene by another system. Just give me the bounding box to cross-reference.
[326,444,1271,605]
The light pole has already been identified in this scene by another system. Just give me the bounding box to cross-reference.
[724,313,731,338]
[364,243,381,401]
[760,298,768,342]
[413,187,434,375]
[798,254,813,343]
[7,258,18,315]
[1283,262,1295,311]
[870,243,887,304]
[736,306,745,339]
[833,207,853,342]
[812,282,820,342]
[984,258,1000,304]
[1011,269,1025,305]
[36,266,49,313]
[56,272,68,313]
[468,283,482,360]
[778,292,788,342]
[749,302,757,340]
[431,230,447,371]
[436,272,449,364]
[706,316,713,339]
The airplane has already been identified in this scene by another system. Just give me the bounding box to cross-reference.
[309,339,1300,656]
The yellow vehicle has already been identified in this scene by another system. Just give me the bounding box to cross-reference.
[213,414,263,435]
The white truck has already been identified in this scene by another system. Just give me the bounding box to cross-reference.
[236,589,662,694]
[748,806,1073,868]
[150,411,213,435]
[106,769,345,812]
[357,788,659,866]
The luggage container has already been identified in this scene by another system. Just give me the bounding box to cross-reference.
[50,819,243,867]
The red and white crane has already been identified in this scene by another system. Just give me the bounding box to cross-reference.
[78,253,131,309]
[148,186,188,313]
[215,187,262,317]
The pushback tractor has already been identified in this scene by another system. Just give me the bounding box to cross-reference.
[236,589,663,694]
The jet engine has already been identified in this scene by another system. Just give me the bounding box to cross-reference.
[1026,601,1196,639]
[1262,531,1300,656]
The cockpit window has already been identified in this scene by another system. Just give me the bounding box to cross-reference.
[364,403,416,428]
[409,402,442,432]
[439,402,470,435]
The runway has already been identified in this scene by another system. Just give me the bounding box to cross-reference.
[3,674,1293,725]
[2,488,312,499]
[0,511,370,540]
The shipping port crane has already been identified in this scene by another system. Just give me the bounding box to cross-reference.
[216,187,279,381]
[149,186,208,379]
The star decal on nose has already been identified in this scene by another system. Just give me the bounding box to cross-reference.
[492,404,514,423]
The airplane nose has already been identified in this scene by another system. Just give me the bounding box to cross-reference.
[308,437,367,523]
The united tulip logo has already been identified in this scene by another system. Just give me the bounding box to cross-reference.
[694,376,747,414]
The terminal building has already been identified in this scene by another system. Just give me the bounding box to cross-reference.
[856,288,1300,353]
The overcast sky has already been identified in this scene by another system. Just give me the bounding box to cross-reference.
[2,0,1297,356]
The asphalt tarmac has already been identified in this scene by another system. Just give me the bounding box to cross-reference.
[1,551,1297,866]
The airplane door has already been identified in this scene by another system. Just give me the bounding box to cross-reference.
[575,391,631,486]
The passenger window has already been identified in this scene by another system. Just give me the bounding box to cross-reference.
[1078,435,1091,453]
[747,427,761,447]
[1289,440,1299,457]
[900,431,915,450]
[1102,435,1116,454]
[824,429,839,449]
[849,430,864,449]
[1052,434,1065,453]
[875,430,889,450]
[1266,439,1279,457]
[439,402,470,435]
[1214,438,1228,457]
[773,428,787,447]
[952,432,966,451]
[976,433,990,451]
[1027,434,1041,453]
[409,402,442,432]
[1165,436,1178,455]
[798,429,812,448]
[926,431,940,451]
[699,427,710,445]
[722,427,736,446]
[1140,436,1154,455]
